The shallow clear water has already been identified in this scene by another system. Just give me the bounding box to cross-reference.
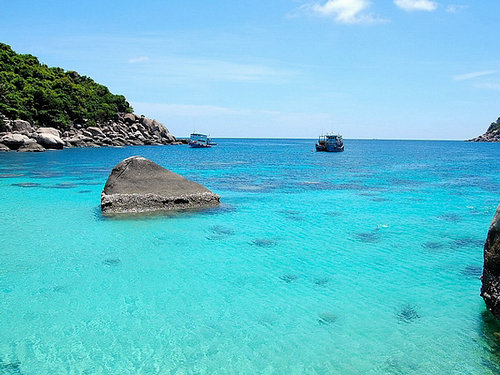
[0,139,499,374]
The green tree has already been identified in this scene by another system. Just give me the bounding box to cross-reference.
[487,117,500,133]
[0,42,133,128]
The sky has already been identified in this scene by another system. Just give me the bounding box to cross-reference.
[1,0,499,139]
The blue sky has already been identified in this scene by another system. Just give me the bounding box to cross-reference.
[1,0,499,139]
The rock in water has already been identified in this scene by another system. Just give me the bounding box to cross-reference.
[481,205,500,318]
[101,156,220,214]
[17,142,45,152]
[1,133,29,150]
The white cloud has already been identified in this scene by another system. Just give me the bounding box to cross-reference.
[453,70,497,81]
[128,56,296,84]
[474,82,500,91]
[446,4,468,13]
[394,0,437,12]
[129,56,149,64]
[133,103,244,117]
[310,0,383,24]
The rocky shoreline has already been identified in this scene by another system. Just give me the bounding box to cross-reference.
[467,117,500,142]
[467,129,500,143]
[0,113,185,152]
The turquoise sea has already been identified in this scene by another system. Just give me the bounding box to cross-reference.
[0,139,499,374]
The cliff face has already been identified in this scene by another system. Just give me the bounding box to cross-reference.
[481,205,500,318]
[468,117,500,142]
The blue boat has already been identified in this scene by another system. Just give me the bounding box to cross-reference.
[189,133,216,148]
[315,133,344,152]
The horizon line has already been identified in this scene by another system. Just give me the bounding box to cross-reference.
[177,137,477,141]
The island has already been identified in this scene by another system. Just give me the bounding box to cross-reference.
[468,117,500,142]
[0,43,178,151]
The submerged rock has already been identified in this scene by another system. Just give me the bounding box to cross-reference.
[314,277,330,286]
[481,205,500,318]
[318,312,338,324]
[103,258,121,266]
[279,274,298,283]
[396,304,421,323]
[251,238,277,248]
[101,156,220,214]
[462,265,482,279]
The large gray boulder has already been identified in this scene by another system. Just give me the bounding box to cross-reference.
[0,143,10,152]
[36,132,64,149]
[37,127,61,137]
[481,205,500,318]
[101,156,220,214]
[1,133,29,150]
[140,116,154,128]
[66,135,88,147]
[86,127,105,137]
[11,120,32,133]
[17,142,45,152]
[123,113,138,124]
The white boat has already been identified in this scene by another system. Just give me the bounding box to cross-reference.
[188,133,216,148]
[315,133,344,152]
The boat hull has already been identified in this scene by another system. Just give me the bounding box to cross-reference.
[189,142,212,148]
[315,144,344,152]
[188,132,214,148]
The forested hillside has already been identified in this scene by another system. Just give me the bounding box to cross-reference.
[0,42,132,129]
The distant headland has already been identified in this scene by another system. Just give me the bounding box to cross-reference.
[468,117,500,143]
[0,42,180,152]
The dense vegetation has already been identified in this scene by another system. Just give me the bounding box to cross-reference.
[487,117,500,133]
[0,42,132,129]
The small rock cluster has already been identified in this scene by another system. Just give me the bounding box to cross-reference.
[0,113,180,152]
[467,128,500,142]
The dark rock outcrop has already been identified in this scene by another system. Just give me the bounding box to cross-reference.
[468,117,500,142]
[123,113,138,124]
[481,205,500,318]
[468,130,500,142]
[0,113,180,152]
[17,142,45,152]
[11,120,32,133]
[101,156,220,214]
